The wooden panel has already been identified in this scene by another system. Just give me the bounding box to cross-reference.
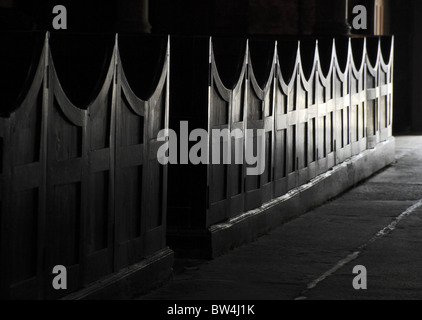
[53,108,82,161]
[45,64,86,298]
[4,73,45,299]
[120,95,144,146]
[145,89,167,233]
[10,189,38,284]
[87,171,109,253]
[245,86,263,206]
[114,40,169,266]
[208,69,230,223]
[2,34,170,298]
[49,183,81,266]
[228,80,246,219]
[117,166,143,240]
[12,91,42,167]
[206,36,394,230]
[115,84,145,267]
[82,54,116,285]
[90,89,113,151]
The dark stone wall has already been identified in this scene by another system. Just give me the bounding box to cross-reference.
[248,0,315,35]
[212,0,249,35]
[150,0,214,35]
[388,0,412,133]
[388,0,419,133]
[151,0,316,36]
[248,0,300,35]
[409,0,422,132]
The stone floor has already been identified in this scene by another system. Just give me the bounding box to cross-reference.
[137,136,422,300]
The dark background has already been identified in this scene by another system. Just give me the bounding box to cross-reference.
[1,0,421,134]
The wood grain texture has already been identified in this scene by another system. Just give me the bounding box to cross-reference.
[0,33,169,299]
[207,36,394,227]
